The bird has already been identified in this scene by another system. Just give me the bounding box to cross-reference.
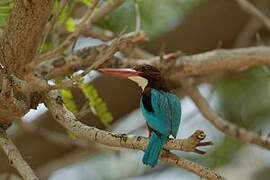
[98,64,181,167]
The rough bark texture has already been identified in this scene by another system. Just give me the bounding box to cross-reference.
[0,0,55,76]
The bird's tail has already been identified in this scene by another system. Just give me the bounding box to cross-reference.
[142,132,167,167]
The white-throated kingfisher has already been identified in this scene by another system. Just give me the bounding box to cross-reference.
[98,64,181,167]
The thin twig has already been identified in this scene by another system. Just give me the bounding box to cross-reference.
[34,31,146,85]
[0,128,39,180]
[235,0,270,31]
[134,0,141,32]
[184,78,270,150]
[161,152,224,180]
[38,0,100,61]
[233,0,269,47]
[90,0,125,24]
[44,90,224,180]
[38,0,126,62]
[38,0,69,53]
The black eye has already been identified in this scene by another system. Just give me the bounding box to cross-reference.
[142,66,146,71]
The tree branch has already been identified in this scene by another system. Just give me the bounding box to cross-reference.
[0,0,55,76]
[38,0,126,62]
[184,78,270,150]
[44,90,224,180]
[160,152,223,180]
[38,0,100,61]
[233,0,269,48]
[235,0,270,31]
[0,128,38,180]
[33,31,146,80]
[39,45,270,85]
[124,46,270,81]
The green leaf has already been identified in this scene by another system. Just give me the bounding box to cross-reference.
[65,17,76,32]
[80,0,92,6]
[60,89,78,113]
[0,0,13,29]
[58,3,69,24]
[79,82,113,126]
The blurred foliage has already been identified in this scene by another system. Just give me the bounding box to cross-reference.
[252,167,270,180]
[79,0,93,6]
[206,137,243,168]
[60,89,78,113]
[202,67,270,168]
[97,0,205,38]
[79,81,113,127]
[216,67,270,129]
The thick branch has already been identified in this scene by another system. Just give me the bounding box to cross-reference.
[44,91,223,180]
[125,46,270,81]
[0,0,55,75]
[40,45,270,84]
[185,79,270,150]
[0,128,38,180]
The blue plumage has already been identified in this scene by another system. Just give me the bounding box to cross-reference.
[140,89,181,167]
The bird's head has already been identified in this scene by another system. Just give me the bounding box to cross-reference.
[98,64,168,91]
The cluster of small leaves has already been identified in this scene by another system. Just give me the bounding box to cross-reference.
[60,89,78,113]
[79,81,113,127]
[58,0,92,33]
[0,0,13,32]
[59,80,113,127]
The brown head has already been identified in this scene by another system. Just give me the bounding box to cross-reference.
[98,64,169,92]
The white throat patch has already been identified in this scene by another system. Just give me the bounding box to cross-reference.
[128,76,148,91]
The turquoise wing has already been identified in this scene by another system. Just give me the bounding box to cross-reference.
[140,89,181,137]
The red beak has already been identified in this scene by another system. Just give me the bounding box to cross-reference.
[98,68,139,79]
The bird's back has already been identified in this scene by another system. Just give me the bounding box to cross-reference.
[140,89,181,137]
